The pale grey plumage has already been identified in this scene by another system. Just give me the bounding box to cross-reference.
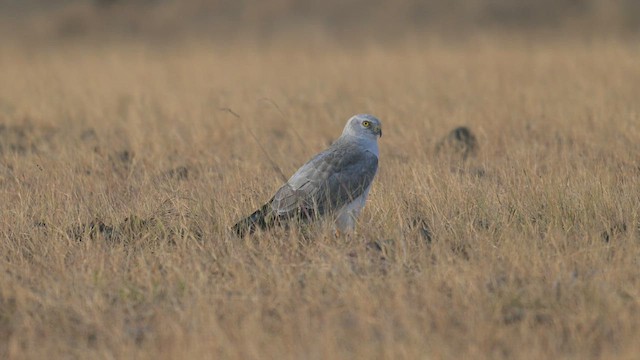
[232,114,382,236]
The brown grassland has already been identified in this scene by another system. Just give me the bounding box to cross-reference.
[0,37,639,359]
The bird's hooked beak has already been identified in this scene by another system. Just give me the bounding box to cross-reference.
[374,125,382,138]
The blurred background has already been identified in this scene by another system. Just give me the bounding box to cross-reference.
[1,0,639,46]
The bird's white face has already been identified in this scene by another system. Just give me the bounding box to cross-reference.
[344,114,382,140]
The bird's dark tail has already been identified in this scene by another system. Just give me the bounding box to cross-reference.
[231,202,274,237]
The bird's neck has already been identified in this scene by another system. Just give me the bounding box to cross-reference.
[340,134,379,158]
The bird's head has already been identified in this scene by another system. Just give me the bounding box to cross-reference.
[342,114,382,140]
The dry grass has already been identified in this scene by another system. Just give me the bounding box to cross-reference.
[4,0,640,43]
[0,38,639,359]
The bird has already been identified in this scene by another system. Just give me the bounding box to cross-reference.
[232,114,382,237]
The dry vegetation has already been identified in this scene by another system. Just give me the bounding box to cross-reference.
[1,37,639,359]
[3,0,640,43]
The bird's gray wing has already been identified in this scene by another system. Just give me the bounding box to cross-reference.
[270,141,378,219]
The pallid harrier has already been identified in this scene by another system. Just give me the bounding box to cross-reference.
[232,114,382,236]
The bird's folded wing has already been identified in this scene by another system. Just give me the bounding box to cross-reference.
[270,143,378,218]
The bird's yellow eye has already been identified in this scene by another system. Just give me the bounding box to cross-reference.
[362,121,371,127]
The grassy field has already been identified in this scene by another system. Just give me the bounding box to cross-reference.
[0,38,639,359]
